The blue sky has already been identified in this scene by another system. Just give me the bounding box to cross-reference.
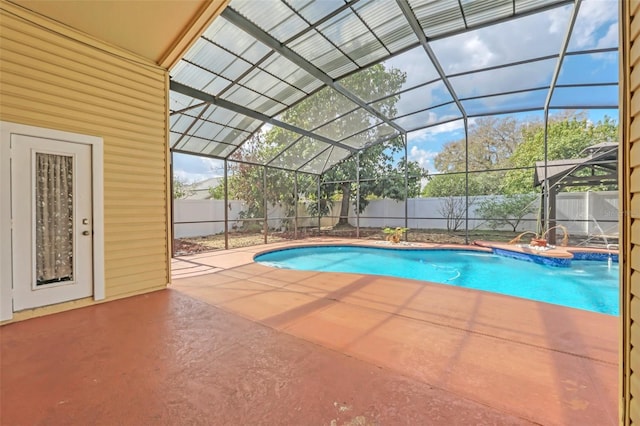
[173,0,619,183]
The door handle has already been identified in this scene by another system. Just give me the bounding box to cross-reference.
[82,230,90,236]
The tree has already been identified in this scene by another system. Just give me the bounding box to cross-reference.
[477,193,538,232]
[433,116,524,173]
[421,172,499,197]
[421,173,480,231]
[420,111,618,231]
[502,113,618,194]
[422,116,525,197]
[173,177,194,199]
[436,195,466,231]
[321,149,426,225]
[423,111,619,196]
[209,184,224,200]
[227,63,427,226]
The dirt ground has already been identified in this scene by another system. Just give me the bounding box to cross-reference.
[173,228,523,256]
[173,224,614,256]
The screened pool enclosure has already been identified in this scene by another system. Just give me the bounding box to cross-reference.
[169,0,619,253]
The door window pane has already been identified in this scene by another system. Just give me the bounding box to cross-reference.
[35,153,73,285]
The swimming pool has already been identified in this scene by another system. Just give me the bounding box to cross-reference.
[255,245,619,315]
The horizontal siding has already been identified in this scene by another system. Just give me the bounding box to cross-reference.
[632,142,640,168]
[633,194,640,218]
[627,1,640,423]
[633,169,640,193]
[633,0,640,18]
[105,247,168,263]
[0,18,162,89]
[1,93,165,138]
[105,277,167,298]
[0,51,164,110]
[634,373,640,423]
[633,271,640,302]
[0,3,170,304]
[633,221,640,246]
[634,342,640,373]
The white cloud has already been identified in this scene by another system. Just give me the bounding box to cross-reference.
[431,6,572,75]
[384,47,440,90]
[548,5,568,34]
[395,6,580,114]
[449,59,555,109]
[173,153,224,183]
[391,81,454,117]
[596,22,619,50]
[377,1,618,119]
[408,119,467,142]
[409,146,438,172]
[459,35,496,71]
[569,0,618,50]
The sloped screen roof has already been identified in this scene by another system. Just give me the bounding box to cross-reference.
[169,0,618,175]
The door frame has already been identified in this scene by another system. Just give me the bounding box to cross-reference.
[0,121,105,321]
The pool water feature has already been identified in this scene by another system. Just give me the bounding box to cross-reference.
[255,246,619,315]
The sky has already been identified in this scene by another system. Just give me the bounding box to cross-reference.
[173,0,619,183]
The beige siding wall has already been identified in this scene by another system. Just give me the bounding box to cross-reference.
[624,1,640,423]
[0,2,170,315]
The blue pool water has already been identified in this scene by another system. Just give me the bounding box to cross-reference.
[255,246,619,315]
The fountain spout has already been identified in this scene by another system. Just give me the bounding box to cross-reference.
[508,225,569,248]
[542,225,569,247]
[508,231,539,245]
[590,216,609,248]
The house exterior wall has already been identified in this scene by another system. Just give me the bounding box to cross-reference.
[622,1,640,423]
[0,1,170,321]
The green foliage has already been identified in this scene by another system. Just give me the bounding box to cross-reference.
[420,111,618,230]
[209,184,224,200]
[433,116,523,173]
[423,116,526,197]
[502,113,618,193]
[226,63,427,225]
[173,177,194,199]
[225,162,300,219]
[421,174,481,231]
[421,172,498,197]
[477,193,538,232]
[321,149,427,224]
[382,226,409,234]
[422,111,619,197]
[382,226,408,243]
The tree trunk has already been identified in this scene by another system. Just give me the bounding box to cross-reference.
[338,182,351,226]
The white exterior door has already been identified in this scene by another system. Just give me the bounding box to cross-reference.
[11,135,94,310]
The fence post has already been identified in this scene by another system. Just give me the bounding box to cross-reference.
[263,166,268,244]
[464,118,469,244]
[404,133,409,241]
[585,190,591,236]
[294,171,298,240]
[224,159,229,250]
[317,175,321,236]
[356,152,360,239]
[170,151,175,257]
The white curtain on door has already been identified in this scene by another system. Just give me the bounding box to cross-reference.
[35,153,74,285]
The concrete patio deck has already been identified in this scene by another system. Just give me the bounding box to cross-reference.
[1,238,618,425]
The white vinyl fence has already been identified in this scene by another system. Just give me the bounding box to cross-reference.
[174,191,618,239]
[354,191,618,236]
[173,200,326,238]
